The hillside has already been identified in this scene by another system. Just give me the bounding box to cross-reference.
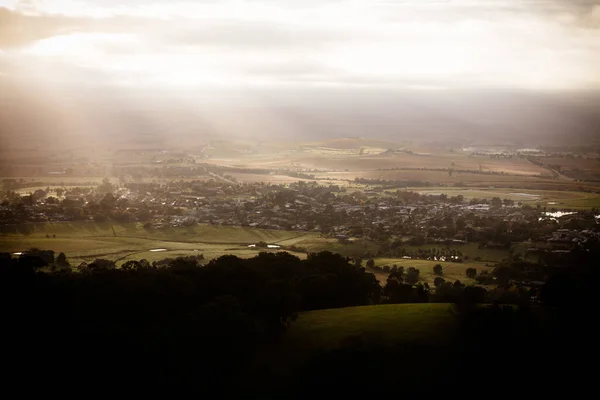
[285,303,457,350]
[242,304,461,396]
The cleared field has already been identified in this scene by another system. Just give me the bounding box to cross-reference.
[320,169,549,183]
[541,157,600,170]
[201,149,550,177]
[284,303,457,352]
[0,222,318,265]
[414,187,600,209]
[229,173,313,184]
[369,258,493,286]
[242,303,463,394]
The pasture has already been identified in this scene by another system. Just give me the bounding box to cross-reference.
[414,187,600,209]
[0,221,503,280]
[0,222,318,265]
[368,258,493,286]
[284,303,457,351]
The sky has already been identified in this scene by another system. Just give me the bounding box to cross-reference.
[0,0,599,148]
[1,0,599,90]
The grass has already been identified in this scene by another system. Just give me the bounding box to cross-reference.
[412,187,600,209]
[284,303,457,351]
[242,303,463,394]
[368,258,493,286]
[0,221,318,265]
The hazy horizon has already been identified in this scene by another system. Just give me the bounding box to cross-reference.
[1,0,600,148]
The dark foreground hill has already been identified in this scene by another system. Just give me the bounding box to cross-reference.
[1,251,598,397]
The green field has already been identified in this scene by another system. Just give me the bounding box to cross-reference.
[284,303,457,351]
[413,187,600,209]
[0,222,319,265]
[242,303,459,392]
[368,258,493,286]
[1,221,508,277]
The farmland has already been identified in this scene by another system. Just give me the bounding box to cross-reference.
[367,258,493,286]
[2,135,599,273]
[0,222,319,265]
[413,187,600,209]
[0,222,506,287]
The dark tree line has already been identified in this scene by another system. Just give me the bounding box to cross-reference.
[0,250,380,394]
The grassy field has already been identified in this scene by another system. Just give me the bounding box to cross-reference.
[368,258,493,286]
[284,303,457,351]
[413,187,600,209]
[245,303,459,391]
[0,222,318,265]
[0,220,503,278]
[240,303,476,395]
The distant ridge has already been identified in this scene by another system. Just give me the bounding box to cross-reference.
[302,137,402,150]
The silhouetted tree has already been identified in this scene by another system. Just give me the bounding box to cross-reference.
[405,267,420,285]
[56,252,69,267]
[88,259,116,270]
[466,268,477,279]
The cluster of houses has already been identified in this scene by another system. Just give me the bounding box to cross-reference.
[3,180,598,252]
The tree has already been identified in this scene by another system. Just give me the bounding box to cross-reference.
[100,193,117,210]
[434,277,445,288]
[56,252,69,267]
[88,259,116,270]
[433,264,443,275]
[466,268,477,279]
[18,253,47,271]
[493,265,518,288]
[97,178,114,194]
[405,267,420,285]
[45,196,58,204]
[491,197,503,209]
[121,260,142,270]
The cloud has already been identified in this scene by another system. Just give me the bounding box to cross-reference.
[0,7,84,48]
[1,1,600,89]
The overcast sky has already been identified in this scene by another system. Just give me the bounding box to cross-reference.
[1,1,600,149]
[1,0,599,90]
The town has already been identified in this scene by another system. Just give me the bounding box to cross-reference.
[3,178,598,260]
